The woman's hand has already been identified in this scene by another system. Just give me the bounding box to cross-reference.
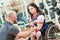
[30,22,34,27]
[29,19,34,27]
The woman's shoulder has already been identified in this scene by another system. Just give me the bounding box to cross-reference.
[38,15,44,18]
[37,14,45,20]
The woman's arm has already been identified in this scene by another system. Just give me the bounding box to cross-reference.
[36,22,43,31]
[36,15,45,31]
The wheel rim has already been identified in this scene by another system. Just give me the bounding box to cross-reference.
[46,25,60,40]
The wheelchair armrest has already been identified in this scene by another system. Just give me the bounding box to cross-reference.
[46,21,55,25]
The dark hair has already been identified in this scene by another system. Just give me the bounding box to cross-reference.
[27,3,41,17]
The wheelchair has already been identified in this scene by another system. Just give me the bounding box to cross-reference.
[27,21,60,40]
[40,22,60,40]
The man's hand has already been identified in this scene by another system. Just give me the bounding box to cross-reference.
[16,26,37,38]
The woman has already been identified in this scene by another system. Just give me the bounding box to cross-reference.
[27,3,48,40]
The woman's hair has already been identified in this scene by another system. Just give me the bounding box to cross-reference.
[27,3,41,17]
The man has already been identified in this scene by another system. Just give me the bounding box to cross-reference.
[0,10,36,40]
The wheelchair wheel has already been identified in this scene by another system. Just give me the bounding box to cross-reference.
[45,24,60,40]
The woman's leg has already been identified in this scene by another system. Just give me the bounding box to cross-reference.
[36,31,41,40]
[30,31,36,40]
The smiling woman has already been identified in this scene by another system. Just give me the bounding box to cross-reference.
[27,2,48,40]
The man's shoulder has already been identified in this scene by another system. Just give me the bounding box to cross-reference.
[0,22,8,36]
[0,21,11,30]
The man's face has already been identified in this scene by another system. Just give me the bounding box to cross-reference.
[13,13,17,24]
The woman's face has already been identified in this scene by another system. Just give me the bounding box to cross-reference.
[28,6,37,14]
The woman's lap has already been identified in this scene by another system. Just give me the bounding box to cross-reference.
[31,31,41,37]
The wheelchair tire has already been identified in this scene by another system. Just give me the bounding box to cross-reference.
[45,24,59,40]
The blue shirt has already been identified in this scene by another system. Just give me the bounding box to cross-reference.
[0,21,19,40]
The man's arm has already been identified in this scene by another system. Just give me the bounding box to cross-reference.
[16,27,36,38]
